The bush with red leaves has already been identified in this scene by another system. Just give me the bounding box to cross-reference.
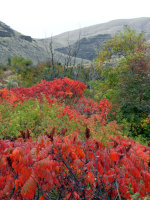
[0,133,149,200]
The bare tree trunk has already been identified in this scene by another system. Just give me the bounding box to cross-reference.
[49,36,56,78]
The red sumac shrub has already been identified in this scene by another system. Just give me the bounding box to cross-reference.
[0,134,149,199]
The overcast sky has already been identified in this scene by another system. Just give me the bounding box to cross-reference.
[1,0,150,38]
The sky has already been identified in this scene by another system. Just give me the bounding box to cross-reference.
[1,0,150,38]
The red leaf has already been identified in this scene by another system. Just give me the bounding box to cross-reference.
[109,151,119,162]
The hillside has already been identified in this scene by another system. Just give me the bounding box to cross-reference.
[0,21,86,65]
[1,17,150,64]
[0,21,49,64]
[52,17,150,60]
[52,17,150,44]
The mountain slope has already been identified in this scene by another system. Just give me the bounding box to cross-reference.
[0,21,50,64]
[56,34,111,60]
[43,17,150,61]
[53,17,150,44]
[0,21,86,65]
[1,17,150,64]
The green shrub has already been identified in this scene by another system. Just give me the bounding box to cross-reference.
[0,99,83,139]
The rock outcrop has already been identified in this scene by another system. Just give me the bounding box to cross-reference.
[19,35,33,42]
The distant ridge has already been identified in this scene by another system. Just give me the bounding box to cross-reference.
[1,17,150,64]
[52,17,150,44]
[52,17,150,60]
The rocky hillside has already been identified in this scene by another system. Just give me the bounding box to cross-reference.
[1,17,150,64]
[0,21,86,65]
[0,21,50,64]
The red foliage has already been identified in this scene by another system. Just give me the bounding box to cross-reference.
[0,78,112,126]
[0,78,149,199]
[0,134,149,199]
[0,77,86,107]
[75,97,111,118]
